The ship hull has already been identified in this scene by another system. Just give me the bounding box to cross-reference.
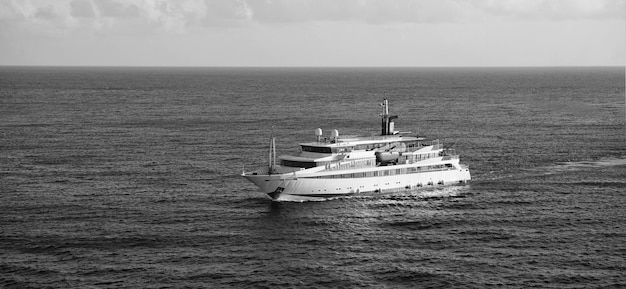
[243,168,471,201]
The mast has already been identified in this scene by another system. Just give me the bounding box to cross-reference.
[380,98,398,135]
[268,135,276,174]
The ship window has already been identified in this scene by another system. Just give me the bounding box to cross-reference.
[335,147,353,153]
[301,146,332,153]
[281,159,318,168]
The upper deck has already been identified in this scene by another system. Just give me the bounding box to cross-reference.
[298,134,438,154]
[303,134,422,147]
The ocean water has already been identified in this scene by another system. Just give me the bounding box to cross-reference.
[0,66,624,288]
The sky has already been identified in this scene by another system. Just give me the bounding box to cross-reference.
[0,0,624,67]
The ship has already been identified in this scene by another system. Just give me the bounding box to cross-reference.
[242,99,471,201]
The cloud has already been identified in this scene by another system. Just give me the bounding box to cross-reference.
[2,0,623,33]
[476,0,626,21]
[94,0,140,18]
[137,0,252,31]
[0,0,623,66]
[243,0,471,24]
[70,0,96,18]
[34,5,61,20]
[241,0,625,24]
[0,0,623,41]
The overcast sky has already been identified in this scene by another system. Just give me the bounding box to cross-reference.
[0,0,624,66]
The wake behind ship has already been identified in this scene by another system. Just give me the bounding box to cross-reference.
[242,99,471,201]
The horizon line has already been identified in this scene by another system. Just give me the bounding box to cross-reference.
[1,65,624,69]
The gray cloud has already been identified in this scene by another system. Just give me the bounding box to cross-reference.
[94,0,140,18]
[476,0,626,21]
[1,0,623,31]
[70,0,96,18]
[0,0,623,66]
[253,0,479,24]
[243,0,625,24]
[34,5,61,20]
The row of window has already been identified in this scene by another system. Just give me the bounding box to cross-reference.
[309,164,454,179]
[308,180,455,193]
[280,159,317,168]
[400,153,438,162]
[282,158,376,169]
[282,153,443,169]
[327,159,374,170]
[301,146,332,153]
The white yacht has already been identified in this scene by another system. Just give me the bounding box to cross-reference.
[242,99,471,201]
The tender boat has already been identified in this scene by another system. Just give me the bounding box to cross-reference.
[242,99,471,201]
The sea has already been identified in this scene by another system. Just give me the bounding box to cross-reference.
[0,66,624,288]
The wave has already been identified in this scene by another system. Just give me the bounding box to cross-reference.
[546,157,626,171]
